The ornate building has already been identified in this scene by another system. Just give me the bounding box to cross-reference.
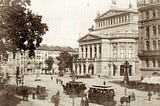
[138,0,160,76]
[73,1,139,78]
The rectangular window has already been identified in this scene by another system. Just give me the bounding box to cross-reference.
[158,40,160,50]
[146,59,149,67]
[120,65,124,76]
[128,46,132,58]
[158,25,160,34]
[146,27,150,39]
[120,46,125,58]
[158,60,160,67]
[99,46,101,57]
[152,59,156,67]
[146,11,149,19]
[113,44,117,58]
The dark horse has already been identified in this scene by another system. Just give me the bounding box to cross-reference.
[120,95,131,106]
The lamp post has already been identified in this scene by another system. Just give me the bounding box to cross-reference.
[21,74,24,90]
[123,61,130,95]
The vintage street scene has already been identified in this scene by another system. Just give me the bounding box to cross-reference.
[0,0,160,106]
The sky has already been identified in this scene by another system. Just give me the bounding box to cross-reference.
[29,0,137,48]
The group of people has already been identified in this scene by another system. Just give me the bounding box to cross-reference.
[80,97,89,106]
[56,78,63,85]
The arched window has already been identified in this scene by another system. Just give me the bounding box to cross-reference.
[146,41,150,50]
[153,40,156,50]
[153,26,157,36]
[152,9,156,18]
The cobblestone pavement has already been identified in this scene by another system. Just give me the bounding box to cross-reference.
[8,75,160,106]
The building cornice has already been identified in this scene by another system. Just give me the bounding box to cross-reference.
[138,2,160,11]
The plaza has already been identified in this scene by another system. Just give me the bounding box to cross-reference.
[4,75,160,106]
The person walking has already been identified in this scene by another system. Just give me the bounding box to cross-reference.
[85,97,89,106]
[80,97,85,106]
[131,91,136,101]
[56,78,59,84]
[103,81,106,86]
[148,91,152,101]
[61,80,63,85]
[32,88,36,99]
[53,91,60,106]
[51,76,53,81]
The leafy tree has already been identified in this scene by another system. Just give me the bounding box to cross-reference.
[0,0,48,58]
[56,51,73,73]
[45,57,54,73]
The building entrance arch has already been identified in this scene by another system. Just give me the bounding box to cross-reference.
[88,64,94,75]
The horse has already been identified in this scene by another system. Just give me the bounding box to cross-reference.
[120,95,131,106]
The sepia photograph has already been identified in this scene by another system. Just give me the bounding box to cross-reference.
[0,0,160,106]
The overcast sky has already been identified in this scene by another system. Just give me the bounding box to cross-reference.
[29,0,137,48]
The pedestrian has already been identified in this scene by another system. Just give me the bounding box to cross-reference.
[80,97,85,106]
[51,76,53,80]
[85,97,89,106]
[56,78,58,84]
[124,87,127,96]
[56,90,60,96]
[131,91,135,101]
[54,96,59,106]
[103,81,106,86]
[32,88,36,99]
[148,91,152,101]
[53,91,60,106]
[61,80,63,85]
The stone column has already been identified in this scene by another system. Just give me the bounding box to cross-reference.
[81,63,84,75]
[86,63,89,74]
[77,64,79,75]
[79,46,82,58]
[96,44,99,58]
[92,44,94,58]
[83,45,86,58]
[87,45,90,59]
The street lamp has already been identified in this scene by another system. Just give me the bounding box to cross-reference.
[108,63,111,78]
[21,74,24,90]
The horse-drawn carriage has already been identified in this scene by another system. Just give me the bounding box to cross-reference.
[88,85,117,106]
[36,85,48,100]
[62,81,87,97]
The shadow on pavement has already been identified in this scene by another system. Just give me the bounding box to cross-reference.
[0,94,22,106]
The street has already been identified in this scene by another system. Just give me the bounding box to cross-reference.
[7,75,160,106]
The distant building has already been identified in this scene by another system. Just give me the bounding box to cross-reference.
[6,45,77,75]
[137,0,160,76]
[73,1,139,78]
